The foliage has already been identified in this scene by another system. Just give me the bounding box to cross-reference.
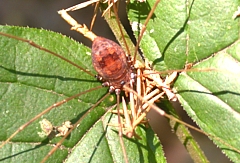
[0,0,240,162]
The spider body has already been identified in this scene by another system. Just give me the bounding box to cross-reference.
[92,36,133,93]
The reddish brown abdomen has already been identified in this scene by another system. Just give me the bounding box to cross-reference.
[91,37,131,89]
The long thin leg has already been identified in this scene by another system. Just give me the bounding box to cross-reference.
[41,92,111,163]
[116,94,129,163]
[0,85,102,148]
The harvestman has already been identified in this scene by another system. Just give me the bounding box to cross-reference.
[0,2,173,162]
[1,0,240,162]
[47,1,240,162]
[0,1,190,162]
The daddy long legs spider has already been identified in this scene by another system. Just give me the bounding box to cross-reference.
[0,1,162,162]
[0,0,240,162]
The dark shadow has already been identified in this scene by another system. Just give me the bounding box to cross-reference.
[176,89,240,97]
[127,1,157,21]
[145,127,160,163]
[126,1,158,60]
[111,124,160,163]
[87,112,113,163]
[0,89,109,161]
[0,65,98,83]
[87,128,107,163]
[0,143,47,161]
[220,147,240,154]
[70,89,108,126]
[183,136,195,146]
[57,87,109,141]
[0,68,109,162]
[152,0,196,67]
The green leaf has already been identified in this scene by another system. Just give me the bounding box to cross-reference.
[0,26,165,163]
[66,113,165,163]
[127,0,240,162]
[175,50,240,162]
[128,0,238,69]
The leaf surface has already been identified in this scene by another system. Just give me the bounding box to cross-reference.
[0,26,165,163]
[127,0,240,162]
